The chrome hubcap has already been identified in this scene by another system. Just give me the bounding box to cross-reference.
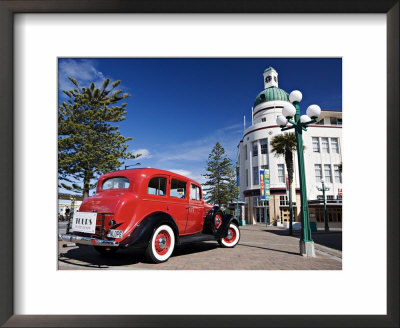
[227,231,233,239]
[158,236,167,249]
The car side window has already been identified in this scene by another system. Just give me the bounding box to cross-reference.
[190,184,201,201]
[170,179,187,199]
[147,177,167,196]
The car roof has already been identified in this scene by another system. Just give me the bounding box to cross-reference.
[99,168,201,186]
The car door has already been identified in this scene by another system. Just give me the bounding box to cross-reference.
[167,177,189,234]
[142,174,170,217]
[184,183,204,234]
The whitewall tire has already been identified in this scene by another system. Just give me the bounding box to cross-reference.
[219,223,240,248]
[145,224,175,263]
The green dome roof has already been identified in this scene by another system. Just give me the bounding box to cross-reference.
[254,86,289,107]
[264,66,276,73]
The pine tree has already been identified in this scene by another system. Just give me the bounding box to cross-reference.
[58,77,140,199]
[226,165,238,204]
[202,142,236,207]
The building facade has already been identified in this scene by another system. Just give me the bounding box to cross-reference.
[237,67,342,228]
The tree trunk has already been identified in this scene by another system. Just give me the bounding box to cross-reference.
[83,170,90,200]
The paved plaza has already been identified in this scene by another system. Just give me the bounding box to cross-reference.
[58,223,341,270]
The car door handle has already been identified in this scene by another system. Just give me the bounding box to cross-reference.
[186,206,192,209]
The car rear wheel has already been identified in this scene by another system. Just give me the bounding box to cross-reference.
[93,246,119,256]
[145,224,175,263]
[218,223,240,248]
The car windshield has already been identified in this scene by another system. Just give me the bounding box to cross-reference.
[102,177,130,190]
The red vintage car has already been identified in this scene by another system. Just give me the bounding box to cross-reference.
[59,168,240,263]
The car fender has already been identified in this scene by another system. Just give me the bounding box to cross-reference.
[121,212,179,249]
[215,213,239,239]
[203,206,221,234]
[205,206,239,238]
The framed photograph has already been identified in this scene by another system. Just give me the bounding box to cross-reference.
[0,1,398,327]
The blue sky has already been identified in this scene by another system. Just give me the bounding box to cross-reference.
[58,58,342,191]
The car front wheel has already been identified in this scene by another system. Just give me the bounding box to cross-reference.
[218,223,240,248]
[145,224,175,263]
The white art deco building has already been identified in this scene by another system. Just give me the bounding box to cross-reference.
[237,67,342,228]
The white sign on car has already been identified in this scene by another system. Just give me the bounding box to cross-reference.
[71,212,97,234]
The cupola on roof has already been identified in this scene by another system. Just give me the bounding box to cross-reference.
[254,87,289,107]
[264,66,276,73]
[254,67,289,107]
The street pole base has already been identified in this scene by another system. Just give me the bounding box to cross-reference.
[239,219,246,226]
[300,240,316,257]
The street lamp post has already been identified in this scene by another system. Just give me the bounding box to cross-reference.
[276,90,321,257]
[317,178,330,232]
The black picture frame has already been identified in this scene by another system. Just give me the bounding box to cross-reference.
[0,1,398,327]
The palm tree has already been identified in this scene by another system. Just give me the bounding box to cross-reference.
[271,133,297,235]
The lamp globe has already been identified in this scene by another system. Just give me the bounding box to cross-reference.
[276,115,288,127]
[306,104,321,119]
[300,115,311,123]
[282,102,296,118]
[289,90,302,103]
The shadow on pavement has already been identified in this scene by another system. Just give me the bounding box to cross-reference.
[239,243,300,256]
[58,242,219,268]
[264,229,342,251]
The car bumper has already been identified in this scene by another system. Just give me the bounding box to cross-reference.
[58,233,119,247]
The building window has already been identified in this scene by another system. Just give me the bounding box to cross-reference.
[261,118,266,122]
[316,119,324,125]
[252,141,258,157]
[330,117,342,125]
[327,195,334,200]
[312,137,320,152]
[279,195,296,206]
[321,137,329,153]
[334,165,342,183]
[314,164,322,182]
[260,138,268,154]
[315,209,321,222]
[253,166,259,185]
[278,164,285,183]
[246,169,249,187]
[265,76,272,83]
[245,145,247,160]
[324,164,332,183]
[253,196,261,207]
[261,164,268,170]
[331,138,339,153]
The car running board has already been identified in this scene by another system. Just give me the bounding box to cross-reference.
[178,233,217,245]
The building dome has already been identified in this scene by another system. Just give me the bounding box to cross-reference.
[254,86,289,107]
